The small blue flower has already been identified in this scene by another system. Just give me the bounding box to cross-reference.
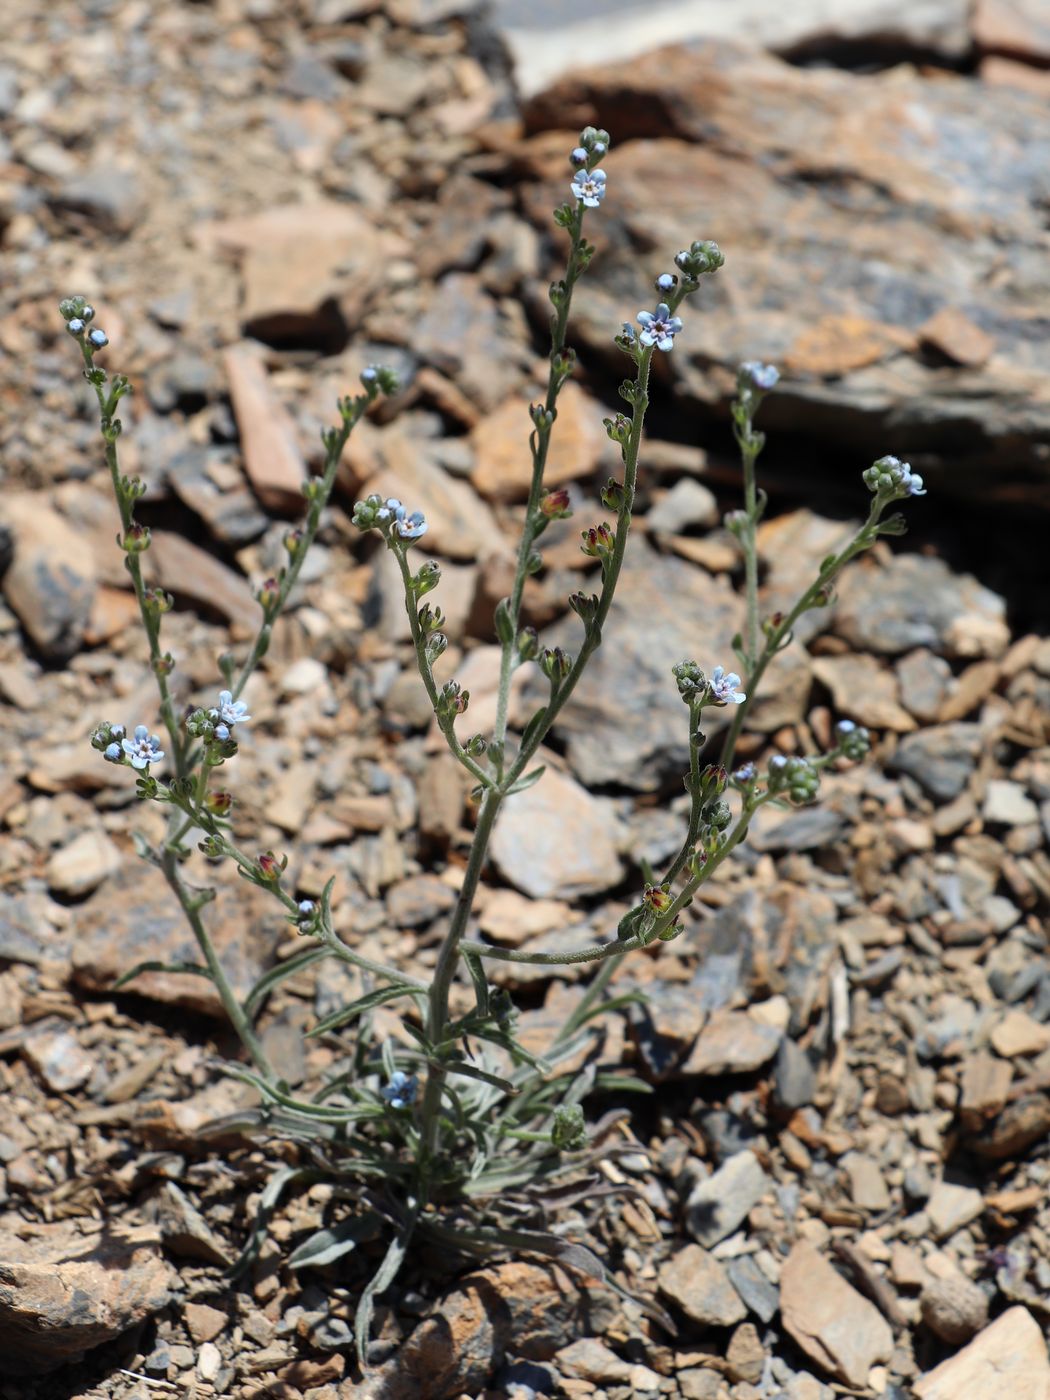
[381,1070,418,1110]
[901,467,926,496]
[214,689,251,727]
[122,724,164,770]
[836,719,856,735]
[87,328,108,349]
[619,322,636,345]
[214,723,230,742]
[741,360,780,391]
[360,366,377,382]
[395,510,427,540]
[67,318,85,335]
[769,754,788,772]
[708,665,746,706]
[298,899,315,916]
[733,762,756,783]
[570,146,588,167]
[570,168,607,208]
[103,742,122,763]
[655,273,676,293]
[637,302,684,352]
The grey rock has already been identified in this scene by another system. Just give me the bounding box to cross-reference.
[749,806,849,853]
[896,649,953,722]
[983,779,1039,826]
[890,723,983,801]
[647,478,719,535]
[166,447,270,546]
[835,555,1009,659]
[774,1036,817,1110]
[685,1149,771,1247]
[53,166,145,235]
[727,1256,780,1324]
[147,1182,233,1267]
[490,765,623,899]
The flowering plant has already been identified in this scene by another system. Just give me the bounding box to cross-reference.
[63,123,924,1368]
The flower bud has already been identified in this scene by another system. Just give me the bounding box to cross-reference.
[122,522,151,553]
[540,647,572,683]
[516,626,538,661]
[257,851,286,882]
[410,560,441,596]
[257,576,281,612]
[599,477,625,511]
[643,882,674,915]
[580,522,615,557]
[205,791,233,816]
[539,488,572,520]
[551,1103,587,1151]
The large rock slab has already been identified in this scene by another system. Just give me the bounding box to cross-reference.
[492,0,972,96]
[522,42,1050,503]
[0,1220,174,1374]
[914,1305,1050,1399]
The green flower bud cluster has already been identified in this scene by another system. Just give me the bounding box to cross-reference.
[767,754,820,804]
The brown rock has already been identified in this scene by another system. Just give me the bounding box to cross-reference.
[478,887,572,947]
[470,381,608,501]
[968,1093,1050,1159]
[225,345,307,514]
[658,1244,746,1327]
[780,1241,893,1388]
[377,1262,612,1400]
[786,313,913,377]
[920,1272,989,1345]
[812,654,916,731]
[990,1008,1050,1058]
[727,1322,766,1383]
[361,432,507,563]
[183,1301,228,1345]
[0,494,97,660]
[195,201,403,349]
[679,1009,783,1077]
[974,0,1050,64]
[926,1181,983,1238]
[489,764,623,899]
[45,829,122,898]
[72,865,283,1016]
[958,1052,1013,1130]
[0,1221,174,1374]
[22,1025,94,1093]
[914,1306,1050,1399]
[151,530,258,630]
[919,307,996,368]
[980,55,1050,96]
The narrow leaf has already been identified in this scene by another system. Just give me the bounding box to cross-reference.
[506,765,545,796]
[113,959,211,990]
[440,1059,518,1094]
[356,1222,413,1370]
[244,945,332,1016]
[288,1212,381,1270]
[307,983,426,1038]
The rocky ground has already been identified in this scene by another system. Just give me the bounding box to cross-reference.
[1,0,1049,1397]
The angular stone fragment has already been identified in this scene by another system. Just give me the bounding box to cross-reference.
[489,765,623,899]
[0,494,96,660]
[914,1306,1050,1399]
[225,345,307,514]
[658,1244,746,1327]
[990,1008,1050,1058]
[685,1150,771,1247]
[0,1221,174,1374]
[470,381,607,501]
[780,1241,893,1388]
[890,723,983,801]
[926,1180,983,1239]
[811,654,915,731]
[679,1009,783,1076]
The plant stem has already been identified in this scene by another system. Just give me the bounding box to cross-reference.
[721,499,882,774]
[741,442,761,672]
[159,846,275,1078]
[417,786,503,1181]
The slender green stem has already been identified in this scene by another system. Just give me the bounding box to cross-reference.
[392,549,492,789]
[492,205,588,764]
[159,847,275,1077]
[740,443,761,672]
[721,498,882,774]
[417,786,504,1177]
[503,347,655,789]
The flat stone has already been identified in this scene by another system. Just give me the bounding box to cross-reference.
[726,1256,780,1324]
[469,380,608,502]
[835,554,1009,659]
[658,1244,746,1327]
[361,432,507,563]
[983,779,1039,826]
[685,1150,771,1247]
[679,1008,783,1076]
[45,829,122,898]
[414,273,528,413]
[896,649,953,722]
[52,165,144,234]
[0,1220,174,1374]
[225,344,307,514]
[990,1008,1050,1058]
[22,1026,95,1093]
[478,888,572,947]
[890,722,983,801]
[780,1240,893,1388]
[914,1306,1050,1399]
[974,0,1050,64]
[926,1180,983,1238]
[150,530,258,630]
[811,653,915,731]
[166,446,270,545]
[72,865,283,1017]
[843,1153,891,1212]
[0,494,96,660]
[489,764,623,899]
[919,306,997,368]
[647,478,719,535]
[146,1181,233,1267]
